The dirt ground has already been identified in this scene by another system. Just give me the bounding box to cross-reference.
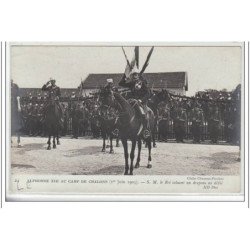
[11,137,241,176]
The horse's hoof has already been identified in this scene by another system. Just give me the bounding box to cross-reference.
[135,163,140,168]
[147,164,152,169]
[124,171,129,175]
[101,148,105,152]
[53,145,56,149]
[129,172,133,175]
[47,146,51,150]
[57,141,60,145]
[153,144,157,148]
[109,150,114,154]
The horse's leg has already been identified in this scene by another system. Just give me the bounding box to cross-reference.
[153,120,157,147]
[57,132,60,145]
[147,138,152,168]
[116,138,120,147]
[153,132,156,148]
[121,138,129,175]
[17,132,22,148]
[135,139,142,168]
[109,135,114,154]
[102,132,106,152]
[17,133,22,148]
[53,135,56,149]
[129,140,136,175]
[47,135,51,150]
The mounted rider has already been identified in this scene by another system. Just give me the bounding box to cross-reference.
[42,78,61,98]
[118,47,154,139]
[102,78,117,113]
[41,78,63,125]
[105,78,115,90]
[101,78,119,137]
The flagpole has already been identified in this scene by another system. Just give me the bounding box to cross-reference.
[135,46,139,69]
[122,47,132,69]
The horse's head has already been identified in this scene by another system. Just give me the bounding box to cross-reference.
[151,89,171,106]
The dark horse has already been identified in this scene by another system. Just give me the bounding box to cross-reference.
[44,98,63,150]
[101,87,154,175]
[99,87,119,153]
[148,89,172,147]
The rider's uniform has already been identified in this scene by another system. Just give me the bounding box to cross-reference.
[42,84,61,99]
[41,81,63,125]
[119,74,150,99]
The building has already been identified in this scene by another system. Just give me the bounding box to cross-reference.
[19,88,77,98]
[81,72,188,96]
[18,72,188,100]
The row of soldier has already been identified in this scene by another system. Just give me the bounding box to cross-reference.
[155,92,240,144]
[18,86,241,145]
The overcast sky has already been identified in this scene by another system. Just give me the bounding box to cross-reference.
[11,44,242,96]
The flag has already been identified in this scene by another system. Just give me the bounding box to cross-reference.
[124,61,131,78]
[78,79,84,97]
[140,47,154,74]
[130,46,139,71]
[122,47,131,78]
[135,46,139,68]
[122,47,140,78]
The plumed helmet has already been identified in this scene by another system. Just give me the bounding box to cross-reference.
[131,66,140,74]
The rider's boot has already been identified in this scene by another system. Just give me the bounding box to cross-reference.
[142,115,150,139]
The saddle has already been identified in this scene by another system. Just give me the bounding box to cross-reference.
[127,98,151,137]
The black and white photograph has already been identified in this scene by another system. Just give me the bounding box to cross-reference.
[2,1,250,250]
[6,42,244,200]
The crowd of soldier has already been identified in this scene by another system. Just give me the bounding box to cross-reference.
[156,90,240,145]
[18,88,241,145]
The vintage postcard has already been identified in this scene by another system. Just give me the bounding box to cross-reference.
[6,42,245,201]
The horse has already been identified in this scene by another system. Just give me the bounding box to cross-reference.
[101,86,155,175]
[148,89,172,146]
[11,112,22,148]
[98,88,120,153]
[99,108,119,153]
[11,102,22,148]
[43,98,63,150]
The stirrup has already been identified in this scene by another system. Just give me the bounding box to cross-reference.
[112,128,119,137]
[143,129,150,139]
